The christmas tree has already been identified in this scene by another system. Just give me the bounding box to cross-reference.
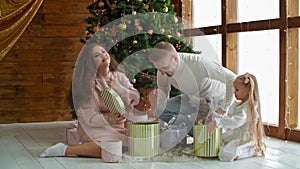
[80,0,197,111]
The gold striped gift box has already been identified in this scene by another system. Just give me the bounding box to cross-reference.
[128,122,159,157]
[193,125,221,157]
[101,88,126,115]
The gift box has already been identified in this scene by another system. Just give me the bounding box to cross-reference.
[128,122,159,157]
[101,88,126,115]
[64,127,81,146]
[100,141,122,163]
[193,125,221,157]
[160,126,187,150]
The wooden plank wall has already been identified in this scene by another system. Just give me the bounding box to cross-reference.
[0,0,184,124]
[0,0,91,123]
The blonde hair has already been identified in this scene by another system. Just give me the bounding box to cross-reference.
[236,73,266,156]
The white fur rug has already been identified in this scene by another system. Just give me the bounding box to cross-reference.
[121,145,213,163]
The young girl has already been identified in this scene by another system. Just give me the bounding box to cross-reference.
[207,72,266,162]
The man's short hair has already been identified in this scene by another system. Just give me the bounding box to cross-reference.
[150,42,177,62]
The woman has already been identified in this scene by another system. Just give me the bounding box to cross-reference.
[40,43,140,158]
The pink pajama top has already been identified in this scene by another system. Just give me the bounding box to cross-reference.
[76,71,138,146]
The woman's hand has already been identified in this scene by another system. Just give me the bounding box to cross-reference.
[113,113,126,123]
[95,77,109,90]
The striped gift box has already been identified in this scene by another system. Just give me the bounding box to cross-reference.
[101,88,126,115]
[193,125,221,157]
[128,122,159,157]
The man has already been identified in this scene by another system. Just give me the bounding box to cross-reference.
[148,41,236,135]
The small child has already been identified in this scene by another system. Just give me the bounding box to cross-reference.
[207,72,266,162]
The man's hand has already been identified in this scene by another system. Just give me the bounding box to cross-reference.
[215,107,226,115]
[207,120,217,133]
[188,94,201,108]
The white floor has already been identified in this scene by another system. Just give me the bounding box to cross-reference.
[0,121,300,169]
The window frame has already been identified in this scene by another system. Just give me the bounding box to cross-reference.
[174,0,300,142]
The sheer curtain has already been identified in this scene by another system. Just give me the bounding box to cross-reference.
[0,0,44,61]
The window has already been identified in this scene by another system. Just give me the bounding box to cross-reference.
[237,0,279,23]
[238,30,279,126]
[188,0,300,142]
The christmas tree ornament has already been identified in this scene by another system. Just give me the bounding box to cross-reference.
[162,7,168,13]
[132,40,138,45]
[131,78,136,83]
[132,10,137,15]
[137,25,143,31]
[98,1,105,7]
[173,16,178,23]
[166,35,173,39]
[147,29,153,36]
[126,20,132,24]
[134,19,140,26]
[176,31,181,38]
[93,25,100,32]
[118,23,127,30]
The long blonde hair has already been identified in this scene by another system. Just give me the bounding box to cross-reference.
[236,73,266,156]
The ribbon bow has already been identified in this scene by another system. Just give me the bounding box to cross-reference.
[244,72,250,84]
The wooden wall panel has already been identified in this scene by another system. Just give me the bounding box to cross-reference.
[0,0,90,123]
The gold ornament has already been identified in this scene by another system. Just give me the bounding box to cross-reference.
[131,78,136,83]
[132,40,138,45]
[118,23,127,30]
[162,7,168,13]
[166,35,173,39]
[173,16,178,23]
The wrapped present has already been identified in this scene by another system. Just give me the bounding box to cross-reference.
[160,126,187,150]
[193,125,221,157]
[128,122,159,157]
[100,141,122,163]
[64,127,81,146]
[101,88,126,115]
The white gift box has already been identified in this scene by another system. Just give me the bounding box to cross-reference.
[64,127,80,146]
[160,126,188,150]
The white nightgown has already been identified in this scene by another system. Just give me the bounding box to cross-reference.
[213,100,259,161]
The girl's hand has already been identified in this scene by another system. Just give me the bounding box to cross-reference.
[215,107,226,115]
[207,120,217,133]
